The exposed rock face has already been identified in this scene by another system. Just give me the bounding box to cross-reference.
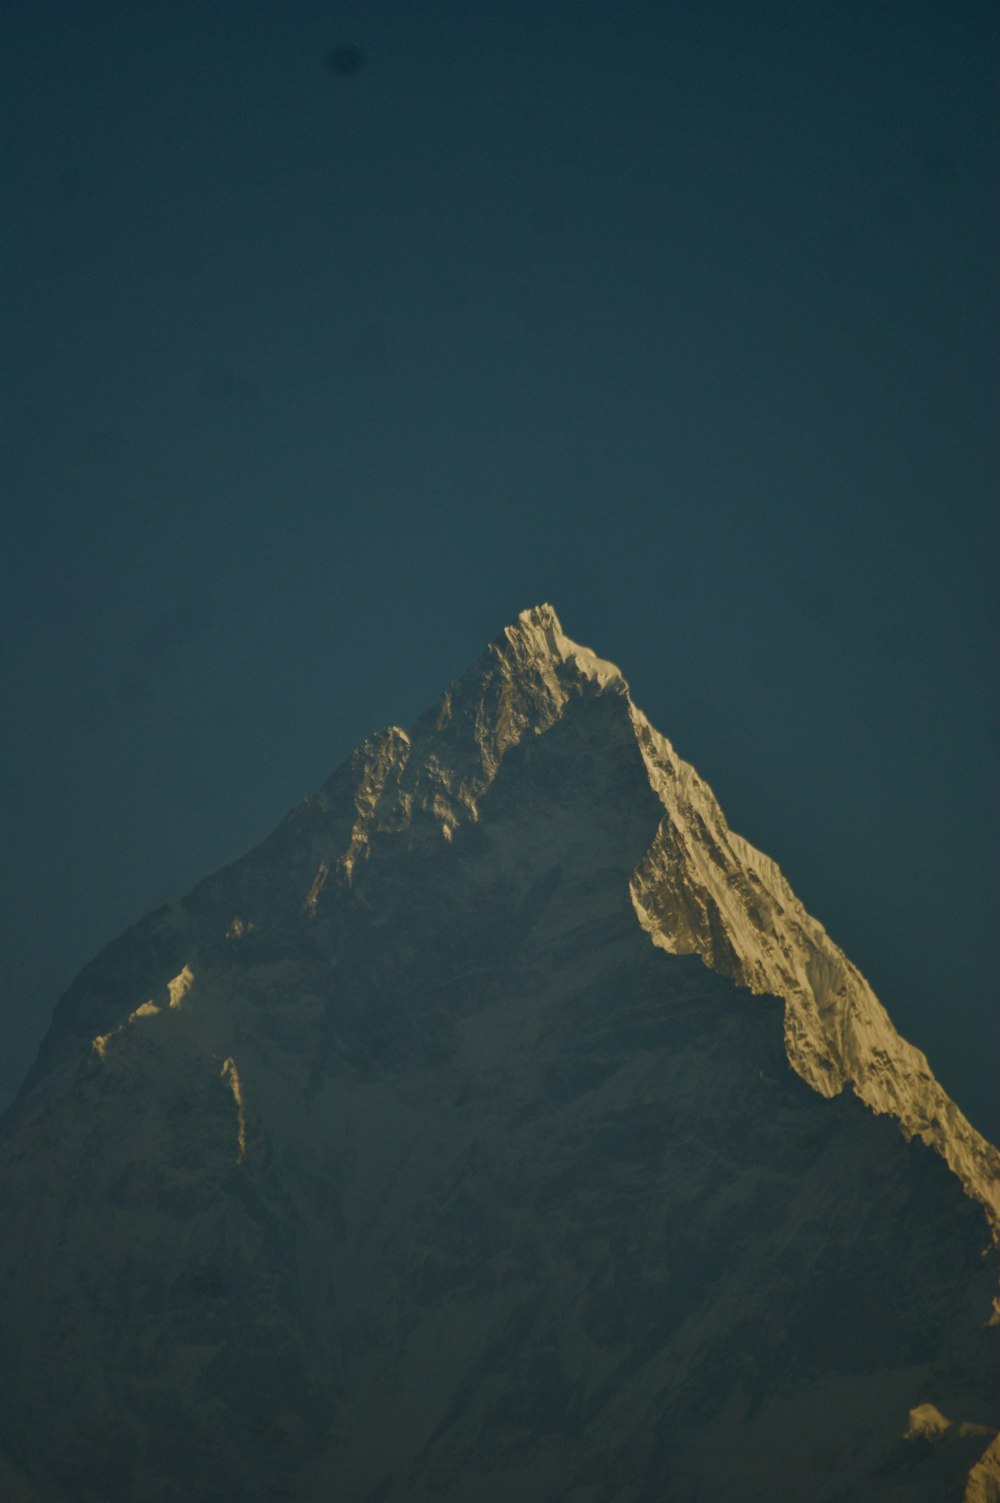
[1,605,997,1502]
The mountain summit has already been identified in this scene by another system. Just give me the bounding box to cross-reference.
[1,605,997,1502]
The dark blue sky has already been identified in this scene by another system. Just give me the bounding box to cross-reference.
[3,1,997,1140]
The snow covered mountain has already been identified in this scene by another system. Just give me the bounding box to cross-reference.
[0,604,997,1502]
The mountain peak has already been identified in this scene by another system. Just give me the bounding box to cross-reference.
[1,606,997,1502]
[463,608,1000,1230]
[501,602,626,692]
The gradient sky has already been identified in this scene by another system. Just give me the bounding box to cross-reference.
[3,1,997,1142]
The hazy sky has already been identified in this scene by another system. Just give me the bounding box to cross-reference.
[3,1,997,1141]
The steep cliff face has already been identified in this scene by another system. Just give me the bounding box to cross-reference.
[1,606,996,1503]
[626,701,1000,1233]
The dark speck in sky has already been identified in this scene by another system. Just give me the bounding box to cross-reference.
[327,44,365,77]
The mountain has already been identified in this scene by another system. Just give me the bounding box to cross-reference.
[0,604,997,1503]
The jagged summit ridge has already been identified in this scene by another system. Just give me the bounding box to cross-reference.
[502,603,625,692]
[276,604,1000,1230]
[341,602,1000,1228]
